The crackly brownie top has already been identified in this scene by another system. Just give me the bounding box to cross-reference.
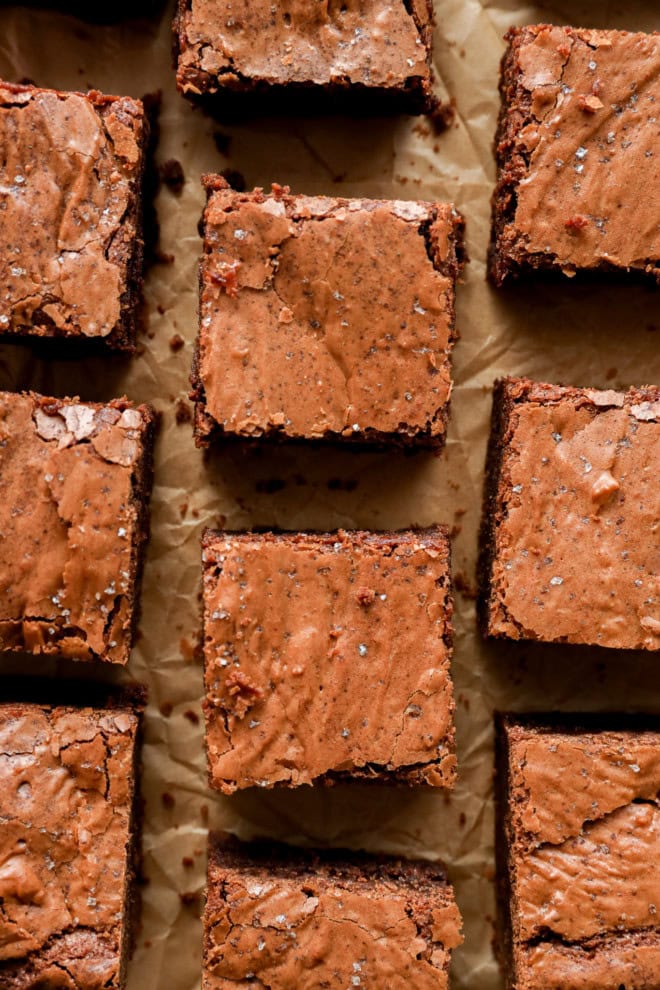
[0,82,145,339]
[197,182,461,441]
[0,702,139,988]
[204,838,462,989]
[501,26,660,275]
[177,0,432,92]
[0,392,152,664]
[504,720,660,987]
[203,529,455,791]
[488,378,660,651]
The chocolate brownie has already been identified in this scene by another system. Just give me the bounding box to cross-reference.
[0,697,143,989]
[174,0,436,114]
[479,377,660,652]
[204,833,463,989]
[496,714,660,990]
[0,80,148,351]
[202,528,456,792]
[191,179,464,449]
[489,26,660,286]
[0,391,156,664]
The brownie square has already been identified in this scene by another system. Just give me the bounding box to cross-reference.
[0,391,156,664]
[0,697,142,989]
[490,26,660,286]
[174,0,435,114]
[192,179,464,449]
[496,714,660,989]
[202,528,456,792]
[204,833,463,989]
[0,81,147,350]
[479,377,660,652]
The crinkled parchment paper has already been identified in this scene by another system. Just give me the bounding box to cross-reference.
[0,1,659,986]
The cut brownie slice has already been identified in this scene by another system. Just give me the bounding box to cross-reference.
[490,26,660,285]
[192,179,464,449]
[0,391,156,664]
[174,0,436,114]
[0,697,143,989]
[204,834,463,989]
[479,377,660,652]
[0,80,148,350]
[202,528,456,792]
[496,714,660,990]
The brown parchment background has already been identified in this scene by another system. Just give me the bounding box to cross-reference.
[0,1,659,986]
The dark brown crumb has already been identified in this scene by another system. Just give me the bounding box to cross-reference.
[179,891,200,908]
[159,158,185,194]
[428,99,455,134]
[183,709,200,725]
[175,398,192,425]
[182,856,194,869]
[161,792,176,810]
[255,478,286,494]
[159,701,174,718]
[200,804,209,824]
[169,333,185,352]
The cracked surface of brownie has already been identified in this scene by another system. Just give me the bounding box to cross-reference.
[202,528,456,792]
[0,700,142,989]
[174,0,436,113]
[0,81,147,350]
[496,715,660,989]
[191,178,464,449]
[0,391,156,665]
[489,26,660,285]
[478,377,660,652]
[203,834,463,989]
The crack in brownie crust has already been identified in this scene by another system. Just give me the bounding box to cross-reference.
[202,528,457,792]
[497,716,660,989]
[479,377,660,652]
[489,25,660,285]
[203,834,463,989]
[192,179,464,449]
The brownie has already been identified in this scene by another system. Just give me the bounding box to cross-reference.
[478,377,660,652]
[489,25,660,286]
[496,714,660,990]
[0,80,148,351]
[174,0,436,114]
[191,179,464,449]
[204,833,463,989]
[202,528,456,792]
[0,697,143,989]
[0,391,156,665]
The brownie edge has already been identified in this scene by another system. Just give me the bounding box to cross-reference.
[204,833,463,989]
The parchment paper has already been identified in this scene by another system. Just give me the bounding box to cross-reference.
[0,1,659,986]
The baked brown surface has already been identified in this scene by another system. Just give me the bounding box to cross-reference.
[203,833,463,989]
[202,528,456,792]
[479,376,660,652]
[0,80,147,351]
[174,0,436,114]
[192,179,464,449]
[0,698,143,989]
[490,25,660,286]
[496,715,660,990]
[0,391,156,665]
